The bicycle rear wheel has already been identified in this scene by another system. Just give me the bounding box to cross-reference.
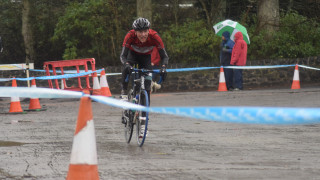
[124,89,134,143]
[136,90,149,147]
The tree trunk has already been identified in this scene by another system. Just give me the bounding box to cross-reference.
[288,0,294,11]
[198,0,211,26]
[257,0,280,33]
[137,0,152,24]
[173,0,179,27]
[212,0,226,23]
[110,0,121,63]
[198,0,226,26]
[22,0,35,64]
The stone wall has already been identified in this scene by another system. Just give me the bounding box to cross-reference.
[107,56,320,93]
[0,56,319,94]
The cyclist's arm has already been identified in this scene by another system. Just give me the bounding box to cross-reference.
[120,46,129,65]
[152,33,169,67]
[121,31,135,65]
[158,48,169,67]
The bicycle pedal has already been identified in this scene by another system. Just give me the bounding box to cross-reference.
[121,117,127,124]
[120,95,128,101]
[139,117,146,121]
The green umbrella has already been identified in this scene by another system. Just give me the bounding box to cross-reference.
[213,19,250,44]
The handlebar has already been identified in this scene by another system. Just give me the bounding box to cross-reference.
[125,68,164,84]
[133,68,159,73]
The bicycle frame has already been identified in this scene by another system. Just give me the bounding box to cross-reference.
[123,68,161,146]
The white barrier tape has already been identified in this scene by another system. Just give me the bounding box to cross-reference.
[90,95,145,110]
[1,87,320,125]
[106,73,122,76]
[0,78,12,82]
[298,65,320,71]
[0,87,83,98]
[0,63,34,71]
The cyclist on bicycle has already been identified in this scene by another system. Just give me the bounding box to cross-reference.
[120,17,169,100]
[120,18,169,137]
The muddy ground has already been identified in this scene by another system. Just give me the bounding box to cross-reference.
[0,87,320,180]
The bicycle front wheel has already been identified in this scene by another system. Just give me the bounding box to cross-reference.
[136,90,149,147]
[124,89,134,143]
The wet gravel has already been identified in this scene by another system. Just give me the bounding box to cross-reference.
[0,87,320,179]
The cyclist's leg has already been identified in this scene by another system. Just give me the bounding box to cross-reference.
[137,54,152,105]
[121,50,137,95]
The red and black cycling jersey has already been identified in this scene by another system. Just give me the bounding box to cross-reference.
[122,29,164,54]
[120,29,169,66]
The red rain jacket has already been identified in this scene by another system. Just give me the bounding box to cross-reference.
[230,32,247,66]
[151,47,160,66]
[122,29,164,55]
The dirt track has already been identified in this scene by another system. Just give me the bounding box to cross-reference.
[0,87,320,179]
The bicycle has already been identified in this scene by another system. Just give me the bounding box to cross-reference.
[122,68,163,147]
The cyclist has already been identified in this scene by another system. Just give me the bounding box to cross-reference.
[120,18,169,135]
[120,17,169,99]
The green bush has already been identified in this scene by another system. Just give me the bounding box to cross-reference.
[162,20,221,64]
[52,0,134,66]
[248,11,320,60]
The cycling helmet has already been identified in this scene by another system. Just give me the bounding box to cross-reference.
[132,18,150,31]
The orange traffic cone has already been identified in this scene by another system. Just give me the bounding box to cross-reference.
[291,64,300,89]
[92,72,101,95]
[99,70,112,97]
[29,79,41,110]
[66,96,99,180]
[9,78,23,113]
[218,67,228,91]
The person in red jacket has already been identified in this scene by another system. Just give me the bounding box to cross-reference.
[230,32,247,90]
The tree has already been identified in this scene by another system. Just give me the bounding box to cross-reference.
[22,0,35,64]
[137,0,152,22]
[196,0,227,26]
[52,0,135,66]
[0,1,24,64]
[257,0,280,33]
[31,0,68,66]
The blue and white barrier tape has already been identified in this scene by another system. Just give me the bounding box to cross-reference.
[29,69,95,74]
[298,65,320,71]
[1,64,318,82]
[28,69,47,72]
[148,106,320,125]
[28,69,91,73]
[0,87,320,125]
[224,64,296,69]
[166,67,220,72]
[0,69,104,82]
[29,69,122,76]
